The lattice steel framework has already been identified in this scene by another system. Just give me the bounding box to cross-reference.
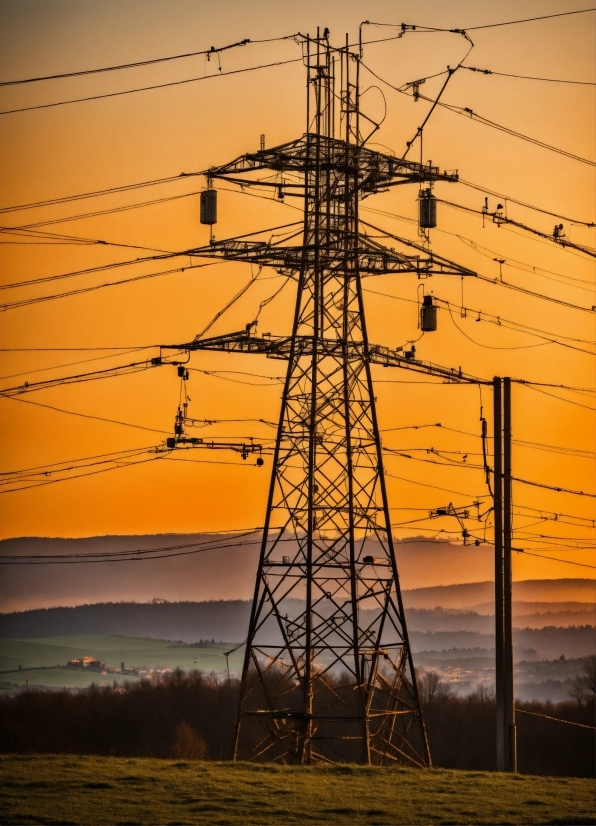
[183,33,474,765]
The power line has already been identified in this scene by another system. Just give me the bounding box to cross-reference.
[454,236,595,291]
[513,549,596,570]
[447,307,592,356]
[0,225,173,253]
[456,179,595,228]
[362,9,596,34]
[362,220,596,314]
[437,197,596,258]
[512,476,596,498]
[515,708,596,731]
[0,190,202,233]
[364,285,595,356]
[363,203,596,287]
[385,471,487,499]
[2,394,171,435]
[0,173,205,216]
[0,261,222,311]
[0,529,260,559]
[0,38,254,86]
[520,383,596,412]
[464,8,596,31]
[0,57,304,116]
[0,534,266,563]
[0,347,152,381]
[360,61,596,167]
[0,251,183,292]
[461,65,596,86]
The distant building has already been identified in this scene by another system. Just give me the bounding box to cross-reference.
[66,656,106,670]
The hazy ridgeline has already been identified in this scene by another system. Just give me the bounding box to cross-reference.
[0,669,593,777]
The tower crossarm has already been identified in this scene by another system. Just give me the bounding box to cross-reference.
[206,134,458,195]
[162,332,484,384]
[187,233,475,278]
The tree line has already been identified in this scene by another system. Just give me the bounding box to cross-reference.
[0,662,593,776]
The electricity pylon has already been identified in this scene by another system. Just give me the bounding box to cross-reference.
[177,32,475,765]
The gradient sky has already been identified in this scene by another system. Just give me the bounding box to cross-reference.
[0,0,594,586]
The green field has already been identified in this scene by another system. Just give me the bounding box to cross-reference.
[0,635,243,692]
[0,755,594,825]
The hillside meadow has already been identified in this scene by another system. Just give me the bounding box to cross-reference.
[1,754,595,825]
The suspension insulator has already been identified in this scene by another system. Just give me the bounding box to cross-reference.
[419,189,437,229]
[420,294,438,332]
[200,189,217,225]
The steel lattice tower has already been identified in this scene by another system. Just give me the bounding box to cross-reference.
[178,32,474,765]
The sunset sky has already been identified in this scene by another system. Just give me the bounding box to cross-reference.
[0,0,594,586]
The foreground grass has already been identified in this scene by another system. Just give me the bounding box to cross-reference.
[0,755,594,825]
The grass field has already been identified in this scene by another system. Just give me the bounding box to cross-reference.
[0,755,594,825]
[0,635,243,692]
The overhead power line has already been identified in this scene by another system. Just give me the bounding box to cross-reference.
[0,57,304,116]
[362,220,596,315]
[464,7,596,30]
[461,65,596,85]
[363,8,596,34]
[0,38,255,86]
[0,190,202,233]
[0,173,205,216]
[456,179,595,227]
[360,61,596,167]
[437,197,596,258]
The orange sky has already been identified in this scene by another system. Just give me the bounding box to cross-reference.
[0,0,594,586]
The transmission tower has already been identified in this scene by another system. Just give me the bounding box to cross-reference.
[174,32,475,765]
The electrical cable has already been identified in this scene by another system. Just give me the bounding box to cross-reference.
[2,394,171,435]
[514,708,596,731]
[0,190,202,233]
[0,173,206,216]
[475,271,596,314]
[0,529,261,559]
[518,383,596,412]
[0,39,255,86]
[447,306,590,355]
[438,198,596,258]
[360,61,596,167]
[385,471,487,499]
[361,220,596,315]
[362,9,596,34]
[461,65,596,85]
[0,225,174,253]
[513,549,596,570]
[454,236,595,290]
[365,285,595,356]
[0,57,304,116]
[362,204,596,290]
[0,356,171,397]
[0,253,184,292]
[0,535,267,563]
[0,450,164,495]
[1,261,223,312]
[456,179,595,228]
[511,476,595,498]
[0,347,152,381]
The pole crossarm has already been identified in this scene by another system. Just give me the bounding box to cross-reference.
[187,232,476,278]
[207,133,459,196]
[162,331,485,384]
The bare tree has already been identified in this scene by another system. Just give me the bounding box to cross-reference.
[417,670,453,705]
[569,655,596,705]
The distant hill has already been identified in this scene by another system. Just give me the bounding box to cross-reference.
[0,533,499,611]
[403,579,596,609]
[2,533,594,614]
[1,594,594,660]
